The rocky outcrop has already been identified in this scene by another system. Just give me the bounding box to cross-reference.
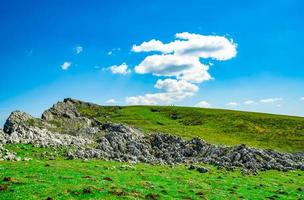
[41,98,103,138]
[67,129,304,174]
[2,111,93,148]
[41,98,82,121]
[1,98,304,174]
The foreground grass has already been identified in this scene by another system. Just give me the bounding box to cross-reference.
[0,160,303,199]
[1,145,303,200]
[77,105,304,152]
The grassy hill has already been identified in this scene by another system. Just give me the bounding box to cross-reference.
[1,102,304,199]
[77,105,304,152]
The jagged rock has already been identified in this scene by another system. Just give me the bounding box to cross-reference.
[42,98,81,121]
[3,111,33,134]
[2,111,93,148]
[41,98,104,138]
[68,129,304,174]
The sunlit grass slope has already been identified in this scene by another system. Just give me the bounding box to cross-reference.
[77,105,304,152]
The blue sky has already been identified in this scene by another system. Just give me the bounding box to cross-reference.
[1,0,304,125]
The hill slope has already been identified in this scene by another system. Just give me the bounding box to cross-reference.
[76,103,304,152]
[1,98,304,200]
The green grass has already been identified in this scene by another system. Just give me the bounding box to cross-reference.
[0,144,303,200]
[76,105,304,152]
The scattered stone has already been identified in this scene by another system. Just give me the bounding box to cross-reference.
[197,167,208,173]
[188,165,196,170]
[188,165,208,173]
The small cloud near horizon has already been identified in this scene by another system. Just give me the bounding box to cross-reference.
[195,101,211,108]
[106,99,118,104]
[260,98,282,103]
[226,102,239,106]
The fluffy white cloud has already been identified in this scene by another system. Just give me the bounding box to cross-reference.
[135,54,211,83]
[132,32,237,60]
[300,97,304,101]
[126,79,198,105]
[260,98,283,103]
[106,99,117,104]
[195,101,211,108]
[133,32,236,84]
[110,63,131,75]
[244,100,257,105]
[154,79,198,93]
[61,61,71,70]
[126,32,237,105]
[226,102,239,106]
[75,46,83,54]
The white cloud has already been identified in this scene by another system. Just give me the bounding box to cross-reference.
[244,100,257,105]
[133,32,236,84]
[126,79,198,105]
[126,32,237,105]
[154,79,198,93]
[110,63,131,75]
[300,97,304,101]
[75,46,83,54]
[135,54,211,83]
[226,102,239,106]
[106,99,117,104]
[260,98,283,103]
[132,32,237,60]
[107,51,113,55]
[195,101,211,108]
[61,62,71,70]
[126,92,194,105]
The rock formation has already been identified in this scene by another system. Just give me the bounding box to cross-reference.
[0,98,303,174]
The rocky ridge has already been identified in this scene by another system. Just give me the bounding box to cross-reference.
[0,98,303,174]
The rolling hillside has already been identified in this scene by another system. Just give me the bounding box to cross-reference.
[77,104,304,152]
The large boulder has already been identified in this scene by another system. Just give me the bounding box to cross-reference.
[3,111,33,134]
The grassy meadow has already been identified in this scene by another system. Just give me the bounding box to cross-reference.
[1,105,304,199]
[0,144,303,200]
